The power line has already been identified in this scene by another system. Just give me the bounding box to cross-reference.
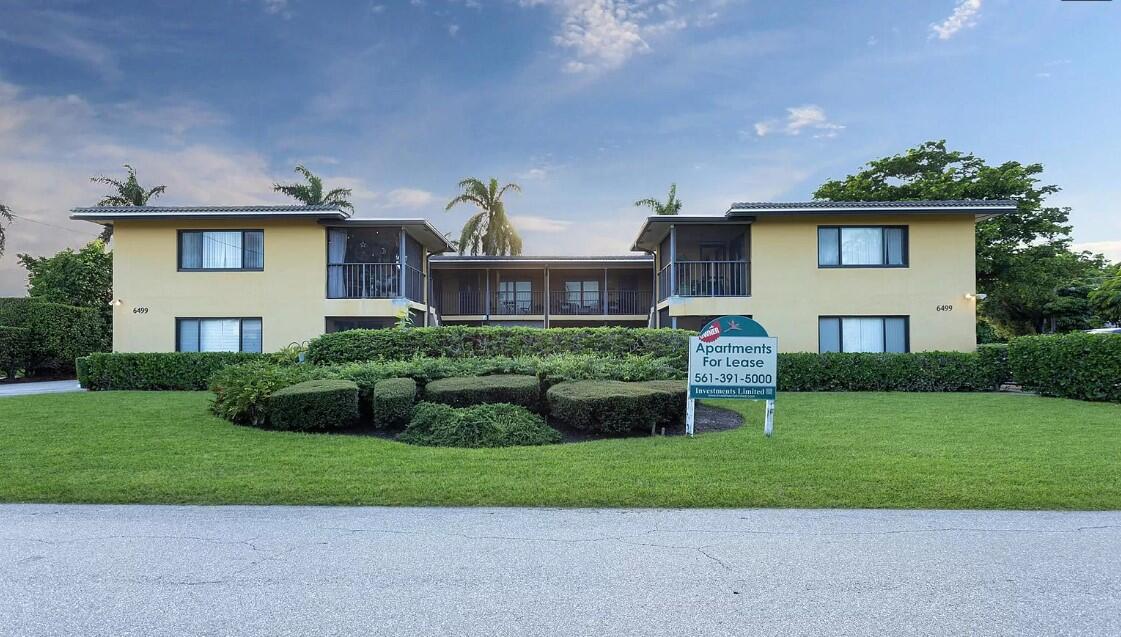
[9,213,100,238]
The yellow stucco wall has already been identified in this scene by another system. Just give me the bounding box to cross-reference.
[660,214,978,352]
[111,219,417,352]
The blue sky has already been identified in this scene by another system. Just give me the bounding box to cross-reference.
[1,0,1119,293]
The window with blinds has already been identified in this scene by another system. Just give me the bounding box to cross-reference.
[178,230,264,270]
[818,316,908,353]
[817,226,907,267]
[176,318,263,353]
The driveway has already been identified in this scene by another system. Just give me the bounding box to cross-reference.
[1,505,1118,636]
[0,380,82,397]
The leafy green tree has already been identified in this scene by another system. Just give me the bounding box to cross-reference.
[635,183,682,216]
[813,140,1104,336]
[982,247,1106,335]
[445,178,523,256]
[90,164,167,241]
[273,165,355,212]
[18,240,113,327]
[0,202,12,258]
[1090,266,1121,324]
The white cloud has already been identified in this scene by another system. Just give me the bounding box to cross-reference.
[385,188,437,209]
[448,24,461,37]
[262,0,291,17]
[930,0,982,41]
[510,215,571,233]
[752,105,845,139]
[1073,241,1121,264]
[522,0,712,74]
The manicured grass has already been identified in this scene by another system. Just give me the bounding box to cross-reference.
[0,391,1118,509]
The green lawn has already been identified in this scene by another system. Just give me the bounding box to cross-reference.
[0,391,1118,509]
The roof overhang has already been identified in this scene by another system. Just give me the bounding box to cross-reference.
[430,255,653,269]
[70,205,351,224]
[726,201,1018,222]
[321,218,453,253]
[630,215,747,253]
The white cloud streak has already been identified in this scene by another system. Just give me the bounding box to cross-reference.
[930,0,982,41]
[753,105,845,139]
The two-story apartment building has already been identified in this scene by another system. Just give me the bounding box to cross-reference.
[72,198,1014,354]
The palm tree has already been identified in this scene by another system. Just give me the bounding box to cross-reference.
[273,164,354,212]
[90,164,167,241]
[0,203,12,258]
[445,178,523,256]
[635,183,682,216]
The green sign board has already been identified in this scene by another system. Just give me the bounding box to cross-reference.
[686,316,778,436]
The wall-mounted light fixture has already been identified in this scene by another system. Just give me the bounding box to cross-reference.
[964,293,988,301]
[110,299,123,306]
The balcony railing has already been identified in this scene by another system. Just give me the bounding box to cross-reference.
[327,262,425,303]
[492,291,546,316]
[549,290,652,316]
[658,260,749,299]
[437,290,653,316]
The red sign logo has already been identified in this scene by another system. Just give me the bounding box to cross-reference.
[699,322,721,343]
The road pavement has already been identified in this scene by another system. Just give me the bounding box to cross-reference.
[1,505,1118,636]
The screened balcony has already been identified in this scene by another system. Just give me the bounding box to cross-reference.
[326,227,425,302]
[657,224,750,300]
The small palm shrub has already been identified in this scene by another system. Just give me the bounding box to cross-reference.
[399,402,561,448]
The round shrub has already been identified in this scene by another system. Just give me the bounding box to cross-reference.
[636,379,687,428]
[546,380,668,434]
[398,402,561,448]
[371,377,417,428]
[268,379,360,431]
[424,374,541,410]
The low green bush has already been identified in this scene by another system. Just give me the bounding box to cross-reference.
[0,297,108,375]
[371,378,417,428]
[210,360,333,425]
[79,352,269,391]
[777,351,1006,392]
[268,379,360,431]
[547,380,667,434]
[307,326,691,367]
[0,326,31,380]
[398,402,561,448]
[1009,333,1121,402]
[424,374,541,410]
[636,379,688,429]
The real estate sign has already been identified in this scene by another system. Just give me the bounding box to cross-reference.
[686,316,777,436]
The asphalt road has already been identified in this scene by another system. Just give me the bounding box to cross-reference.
[1,505,1118,636]
[0,380,83,397]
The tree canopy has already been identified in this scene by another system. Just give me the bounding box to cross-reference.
[273,165,354,212]
[445,178,523,256]
[635,184,682,216]
[0,202,12,258]
[90,164,166,241]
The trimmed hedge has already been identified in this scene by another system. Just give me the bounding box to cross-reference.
[79,352,268,391]
[547,380,669,434]
[268,379,360,431]
[0,326,31,379]
[637,379,688,429]
[424,374,541,410]
[399,402,561,448]
[0,297,108,375]
[1009,333,1121,402]
[307,326,691,366]
[209,354,682,425]
[371,378,417,428]
[777,349,1008,392]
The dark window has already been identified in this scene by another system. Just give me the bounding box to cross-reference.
[818,316,909,353]
[176,318,262,352]
[817,226,907,267]
[178,230,263,271]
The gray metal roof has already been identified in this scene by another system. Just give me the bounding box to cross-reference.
[72,205,348,213]
[727,199,1017,212]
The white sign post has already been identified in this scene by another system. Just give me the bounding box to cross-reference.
[685,316,778,437]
